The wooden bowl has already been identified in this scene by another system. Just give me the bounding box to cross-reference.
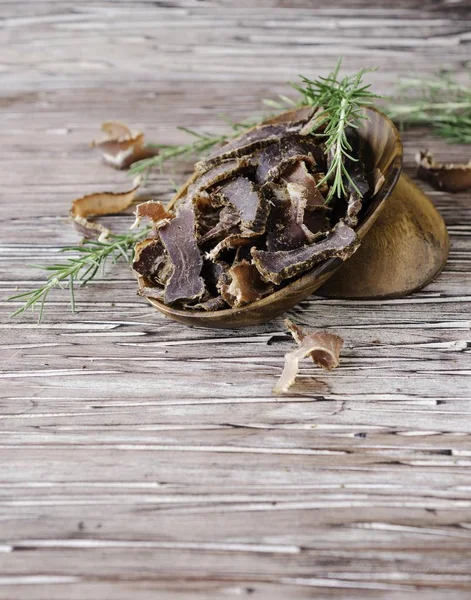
[147,106,404,328]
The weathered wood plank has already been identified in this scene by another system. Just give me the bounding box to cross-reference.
[0,1,470,599]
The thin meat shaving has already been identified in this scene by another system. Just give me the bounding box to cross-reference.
[273,319,344,394]
[90,121,158,170]
[70,180,141,241]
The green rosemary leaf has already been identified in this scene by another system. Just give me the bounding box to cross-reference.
[7,227,150,322]
[69,274,75,313]
[384,71,471,144]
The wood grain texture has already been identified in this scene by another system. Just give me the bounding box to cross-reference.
[0,1,471,598]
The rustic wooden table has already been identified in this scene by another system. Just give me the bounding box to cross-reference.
[1,1,471,599]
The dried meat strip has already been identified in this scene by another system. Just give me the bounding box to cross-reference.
[416,150,471,193]
[219,176,269,233]
[196,122,306,170]
[218,259,274,308]
[90,121,158,169]
[255,136,325,184]
[188,158,252,202]
[252,222,358,285]
[159,204,205,304]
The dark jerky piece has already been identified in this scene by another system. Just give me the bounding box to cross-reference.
[206,230,259,261]
[198,205,240,245]
[132,239,172,286]
[416,150,471,192]
[159,204,205,304]
[265,184,311,251]
[200,259,225,297]
[136,275,165,301]
[197,123,305,170]
[252,221,359,285]
[255,136,325,184]
[219,176,269,233]
[340,132,369,228]
[188,158,251,202]
[283,161,326,207]
[344,128,369,197]
[218,260,274,308]
[265,182,329,252]
[345,159,369,197]
[303,207,331,238]
[186,296,228,311]
[286,182,330,240]
[193,191,221,239]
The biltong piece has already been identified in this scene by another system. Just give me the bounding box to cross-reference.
[218,260,274,308]
[252,222,359,285]
[219,176,269,233]
[159,204,205,304]
[255,136,325,184]
[273,320,344,394]
[416,150,471,193]
[196,122,305,170]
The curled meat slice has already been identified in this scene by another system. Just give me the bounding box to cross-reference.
[284,318,343,368]
[274,322,344,394]
[70,181,140,241]
[219,176,269,233]
[188,158,252,202]
[197,122,306,170]
[255,136,324,184]
[132,239,172,286]
[265,183,326,252]
[136,275,165,301]
[159,204,205,304]
[218,260,274,308]
[206,230,259,261]
[252,222,358,285]
[90,121,158,169]
[416,150,471,192]
[198,205,240,245]
[131,200,174,230]
[283,161,326,207]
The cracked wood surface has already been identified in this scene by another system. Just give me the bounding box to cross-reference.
[1,1,471,599]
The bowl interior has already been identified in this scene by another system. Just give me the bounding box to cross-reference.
[147,106,403,328]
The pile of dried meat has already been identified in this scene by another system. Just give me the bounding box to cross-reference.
[132,110,379,311]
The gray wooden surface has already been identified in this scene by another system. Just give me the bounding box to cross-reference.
[1,1,471,598]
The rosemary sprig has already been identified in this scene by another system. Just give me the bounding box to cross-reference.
[290,61,382,202]
[384,71,471,144]
[7,228,148,323]
[130,61,380,204]
[8,62,382,321]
